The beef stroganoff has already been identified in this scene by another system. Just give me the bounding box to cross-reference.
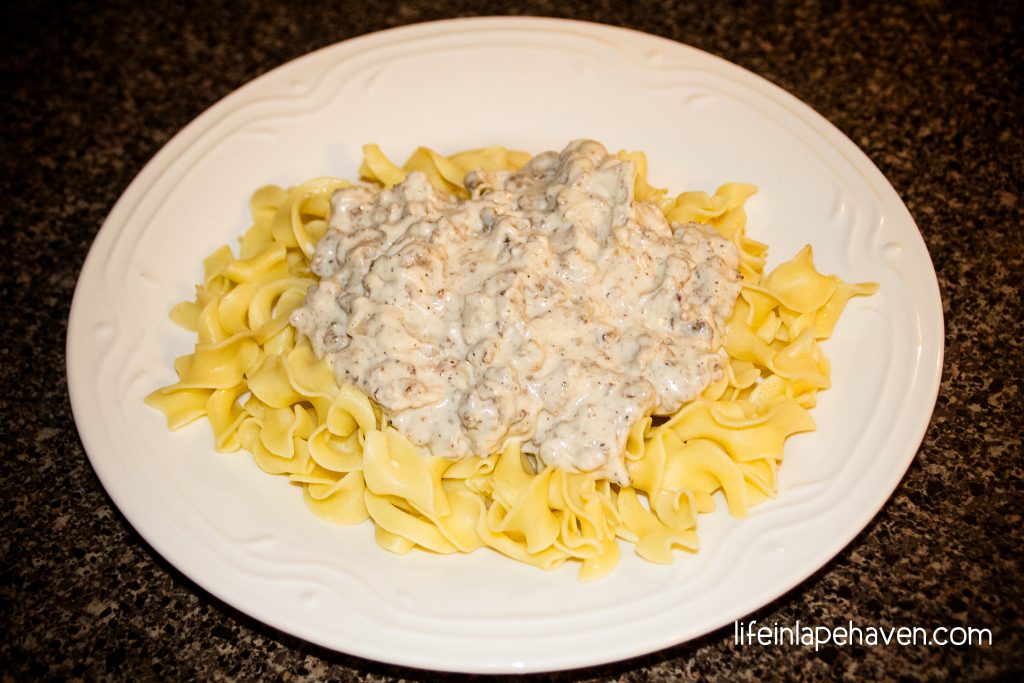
[146,140,877,579]
[292,141,739,485]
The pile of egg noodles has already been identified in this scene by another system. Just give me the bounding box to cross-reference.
[146,144,877,580]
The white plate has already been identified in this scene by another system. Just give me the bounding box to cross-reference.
[67,17,943,674]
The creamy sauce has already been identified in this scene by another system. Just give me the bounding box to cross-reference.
[291,140,740,484]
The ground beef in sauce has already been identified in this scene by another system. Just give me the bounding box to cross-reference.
[290,140,740,485]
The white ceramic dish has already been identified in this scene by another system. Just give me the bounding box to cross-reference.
[67,17,943,673]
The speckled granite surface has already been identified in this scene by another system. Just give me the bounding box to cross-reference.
[2,0,1021,680]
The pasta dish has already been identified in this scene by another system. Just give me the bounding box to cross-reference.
[146,140,876,580]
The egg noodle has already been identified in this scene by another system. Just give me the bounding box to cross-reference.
[145,144,877,580]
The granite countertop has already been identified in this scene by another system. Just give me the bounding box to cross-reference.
[2,0,1021,680]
